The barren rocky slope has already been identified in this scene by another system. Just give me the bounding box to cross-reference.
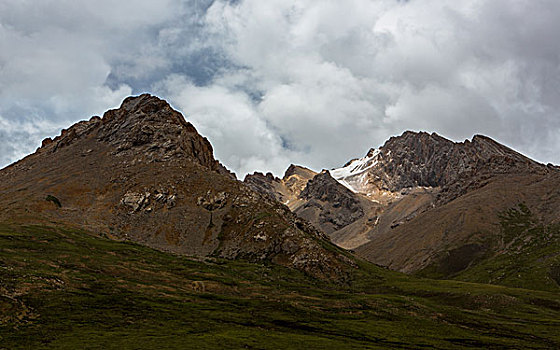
[348,132,560,274]
[245,166,382,249]
[247,131,560,283]
[0,94,355,279]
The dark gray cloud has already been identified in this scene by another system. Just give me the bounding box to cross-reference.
[1,0,559,176]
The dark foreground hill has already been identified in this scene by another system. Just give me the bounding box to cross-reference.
[1,223,559,349]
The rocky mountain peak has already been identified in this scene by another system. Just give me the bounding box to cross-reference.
[298,171,365,233]
[1,94,359,280]
[469,134,523,157]
[332,131,547,198]
[283,164,316,180]
[121,93,169,112]
[244,165,319,206]
[380,131,454,166]
[37,94,233,178]
[383,131,544,187]
[380,131,536,169]
[301,171,354,200]
[243,171,282,199]
[105,94,192,130]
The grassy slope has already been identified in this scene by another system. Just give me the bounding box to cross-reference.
[454,204,560,292]
[1,223,559,349]
[414,203,560,296]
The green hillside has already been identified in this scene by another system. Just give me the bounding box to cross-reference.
[454,204,560,292]
[1,223,559,349]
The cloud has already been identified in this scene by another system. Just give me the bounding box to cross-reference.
[0,1,158,166]
[161,75,293,176]
[1,0,560,175]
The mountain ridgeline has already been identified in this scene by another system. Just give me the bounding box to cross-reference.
[0,94,355,280]
[1,94,560,348]
[246,131,560,288]
[2,93,557,286]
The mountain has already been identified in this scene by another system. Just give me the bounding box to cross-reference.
[244,164,317,207]
[331,131,545,203]
[246,131,560,288]
[0,94,355,279]
[245,166,382,249]
[1,96,559,348]
[345,132,560,277]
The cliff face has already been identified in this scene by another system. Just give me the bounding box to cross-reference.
[244,165,317,205]
[332,131,545,201]
[244,166,376,245]
[298,171,365,233]
[0,94,356,280]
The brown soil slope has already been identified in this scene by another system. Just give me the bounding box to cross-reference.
[0,94,355,279]
[356,172,560,273]
[353,132,560,274]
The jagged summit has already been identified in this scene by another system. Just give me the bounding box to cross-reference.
[331,130,546,197]
[36,94,233,178]
[246,130,558,260]
[244,164,318,207]
[283,164,316,180]
[298,170,365,233]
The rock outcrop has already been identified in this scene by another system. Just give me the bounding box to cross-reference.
[298,171,364,232]
[331,131,546,203]
[244,165,318,205]
[244,166,377,248]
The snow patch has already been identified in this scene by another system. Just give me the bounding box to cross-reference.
[330,149,380,193]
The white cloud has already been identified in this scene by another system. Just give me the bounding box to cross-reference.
[190,0,560,173]
[0,0,177,163]
[161,75,293,176]
[0,114,62,166]
[1,0,560,175]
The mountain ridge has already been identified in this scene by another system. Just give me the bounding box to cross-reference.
[331,130,546,198]
[2,94,559,288]
[0,94,356,280]
[247,129,560,284]
[1,95,560,348]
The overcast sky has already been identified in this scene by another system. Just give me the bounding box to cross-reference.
[1,0,559,177]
